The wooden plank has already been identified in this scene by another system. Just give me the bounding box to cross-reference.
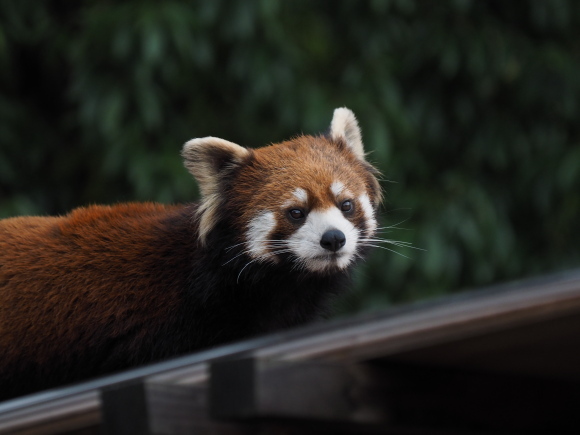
[209,358,388,424]
[145,383,246,435]
[210,358,580,434]
[0,337,277,434]
[387,311,580,380]
[256,270,580,365]
[101,380,247,435]
[0,391,100,435]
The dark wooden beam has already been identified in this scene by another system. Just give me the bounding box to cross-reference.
[210,358,580,434]
[101,380,246,435]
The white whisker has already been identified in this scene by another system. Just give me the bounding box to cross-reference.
[359,236,425,251]
[362,244,412,259]
[222,249,252,266]
[225,239,288,252]
[235,247,293,282]
[223,239,289,266]
[237,259,260,283]
[224,241,247,252]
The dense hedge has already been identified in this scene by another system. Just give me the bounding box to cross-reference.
[1,1,579,313]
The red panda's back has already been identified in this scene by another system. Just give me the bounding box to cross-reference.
[0,203,195,392]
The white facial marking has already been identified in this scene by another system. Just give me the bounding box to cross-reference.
[283,188,308,209]
[287,207,360,273]
[293,188,308,203]
[330,180,355,200]
[246,211,276,259]
[330,181,344,198]
[358,193,377,234]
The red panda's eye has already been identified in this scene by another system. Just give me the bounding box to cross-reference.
[341,200,353,212]
[289,209,305,220]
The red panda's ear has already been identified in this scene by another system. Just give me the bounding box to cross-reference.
[330,107,365,160]
[182,137,249,197]
[182,137,250,244]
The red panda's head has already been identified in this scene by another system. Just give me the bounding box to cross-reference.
[182,108,381,274]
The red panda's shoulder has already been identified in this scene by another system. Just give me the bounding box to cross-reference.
[63,202,184,227]
[0,202,190,255]
[0,202,183,229]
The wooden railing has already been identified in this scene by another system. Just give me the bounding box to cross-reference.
[2,269,580,434]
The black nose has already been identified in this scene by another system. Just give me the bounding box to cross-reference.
[320,229,346,252]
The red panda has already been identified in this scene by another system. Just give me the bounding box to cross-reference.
[0,108,381,400]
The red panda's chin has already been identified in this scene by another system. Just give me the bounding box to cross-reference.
[299,252,355,273]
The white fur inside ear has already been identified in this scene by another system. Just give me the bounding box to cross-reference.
[330,107,364,160]
[182,137,249,193]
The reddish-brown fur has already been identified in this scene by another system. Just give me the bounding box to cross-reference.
[0,108,381,400]
[0,203,201,397]
[229,136,380,241]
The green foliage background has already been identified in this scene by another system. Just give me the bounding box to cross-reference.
[1,0,579,313]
